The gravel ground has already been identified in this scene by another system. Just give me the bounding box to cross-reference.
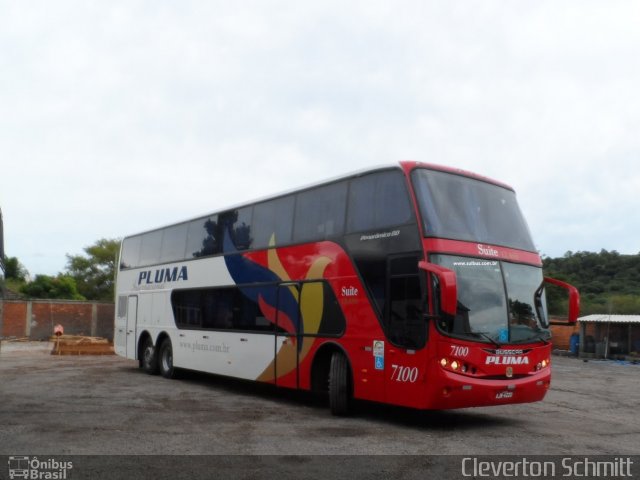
[1,341,638,478]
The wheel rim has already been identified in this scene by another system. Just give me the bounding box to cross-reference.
[162,347,172,371]
[144,345,153,367]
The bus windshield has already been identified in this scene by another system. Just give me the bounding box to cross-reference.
[431,254,549,344]
[411,168,536,252]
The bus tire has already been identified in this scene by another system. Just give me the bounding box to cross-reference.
[329,351,351,416]
[141,336,159,375]
[158,338,178,379]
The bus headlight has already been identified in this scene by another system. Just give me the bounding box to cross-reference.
[440,357,473,375]
[535,359,550,371]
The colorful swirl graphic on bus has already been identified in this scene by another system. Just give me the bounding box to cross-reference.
[223,229,333,382]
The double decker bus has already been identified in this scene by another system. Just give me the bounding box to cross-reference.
[114,161,579,415]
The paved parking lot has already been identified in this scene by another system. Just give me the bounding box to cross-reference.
[0,342,639,477]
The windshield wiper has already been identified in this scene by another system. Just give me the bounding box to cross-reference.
[509,330,551,345]
[473,331,502,348]
[530,331,550,345]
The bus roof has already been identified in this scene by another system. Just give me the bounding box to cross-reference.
[122,161,515,239]
[399,161,515,192]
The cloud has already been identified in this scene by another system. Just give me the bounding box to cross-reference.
[1,0,639,274]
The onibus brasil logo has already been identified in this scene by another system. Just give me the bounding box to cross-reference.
[8,456,73,479]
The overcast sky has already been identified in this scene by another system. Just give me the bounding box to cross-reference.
[1,1,639,277]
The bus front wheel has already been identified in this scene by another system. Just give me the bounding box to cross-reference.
[329,351,351,416]
[158,338,178,379]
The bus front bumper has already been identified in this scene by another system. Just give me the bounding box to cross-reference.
[426,369,551,410]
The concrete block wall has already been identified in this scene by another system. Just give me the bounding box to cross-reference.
[96,304,115,339]
[550,322,598,351]
[550,322,579,350]
[0,300,115,341]
[2,302,27,338]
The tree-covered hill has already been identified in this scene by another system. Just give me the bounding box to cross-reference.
[543,250,640,315]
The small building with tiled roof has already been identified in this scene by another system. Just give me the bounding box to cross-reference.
[577,314,640,359]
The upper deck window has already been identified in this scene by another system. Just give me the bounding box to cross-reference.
[293,182,347,243]
[119,167,417,270]
[160,223,188,262]
[138,230,163,266]
[253,196,295,248]
[411,168,536,252]
[346,170,413,233]
[186,215,219,258]
[120,236,141,269]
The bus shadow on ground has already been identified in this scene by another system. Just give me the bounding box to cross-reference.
[354,402,519,431]
[138,366,520,432]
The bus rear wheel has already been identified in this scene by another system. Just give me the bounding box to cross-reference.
[158,338,178,379]
[329,351,351,416]
[140,336,159,375]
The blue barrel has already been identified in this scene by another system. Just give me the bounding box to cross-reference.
[569,333,580,355]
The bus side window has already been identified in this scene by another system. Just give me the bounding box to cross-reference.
[235,286,277,332]
[172,286,278,332]
[386,255,426,349]
[219,208,253,252]
[160,223,188,263]
[253,197,295,249]
[139,230,163,267]
[299,281,346,336]
[172,289,203,328]
[120,236,142,269]
[347,170,413,233]
[186,215,220,258]
[293,182,347,243]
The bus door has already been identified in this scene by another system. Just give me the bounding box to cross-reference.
[384,255,428,408]
[126,295,138,358]
[274,283,300,389]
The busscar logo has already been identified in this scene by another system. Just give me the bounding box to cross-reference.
[8,456,73,479]
[483,348,531,356]
[494,349,525,355]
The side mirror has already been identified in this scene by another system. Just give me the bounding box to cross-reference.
[419,261,457,316]
[544,277,580,323]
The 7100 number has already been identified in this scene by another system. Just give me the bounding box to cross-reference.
[390,364,419,383]
[450,345,469,357]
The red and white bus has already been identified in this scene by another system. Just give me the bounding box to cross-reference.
[114,161,579,415]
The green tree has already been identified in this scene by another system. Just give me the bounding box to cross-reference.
[543,249,640,315]
[3,256,28,281]
[20,274,84,300]
[610,295,640,314]
[65,238,120,301]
